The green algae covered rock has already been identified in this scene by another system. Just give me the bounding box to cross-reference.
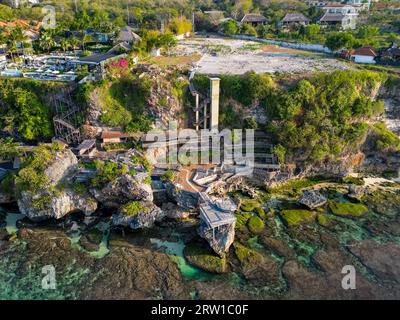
[316,213,334,227]
[280,210,316,227]
[328,201,368,217]
[233,242,279,285]
[248,215,265,234]
[235,212,252,229]
[240,199,260,212]
[362,191,400,216]
[184,243,227,274]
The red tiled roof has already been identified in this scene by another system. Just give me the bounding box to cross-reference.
[101,131,122,139]
[352,46,377,57]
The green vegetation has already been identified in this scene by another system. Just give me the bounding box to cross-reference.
[161,169,175,182]
[240,199,261,212]
[15,142,62,194]
[316,213,333,227]
[268,177,326,196]
[0,79,56,141]
[342,177,365,186]
[267,70,385,164]
[362,191,400,216]
[0,138,20,161]
[328,201,368,217]
[91,160,128,188]
[120,201,148,217]
[103,141,135,151]
[280,209,316,227]
[95,75,153,132]
[247,216,265,234]
[233,243,265,267]
[131,154,152,172]
[184,243,226,274]
[235,212,252,229]
[371,123,400,152]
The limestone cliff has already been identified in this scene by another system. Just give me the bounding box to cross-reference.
[112,201,165,229]
[90,173,153,208]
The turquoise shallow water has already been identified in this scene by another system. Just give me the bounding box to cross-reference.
[68,220,111,259]
[150,238,215,281]
[5,212,25,234]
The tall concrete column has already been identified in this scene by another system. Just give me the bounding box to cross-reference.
[195,93,199,131]
[209,77,220,131]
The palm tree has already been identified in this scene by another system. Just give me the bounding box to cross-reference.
[69,36,79,56]
[38,30,55,53]
[60,38,70,56]
[80,32,92,52]
[12,27,29,59]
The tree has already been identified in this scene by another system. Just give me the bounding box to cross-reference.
[220,19,240,36]
[273,144,286,164]
[38,30,56,53]
[302,24,320,40]
[325,32,354,51]
[241,23,257,36]
[167,16,192,35]
[356,25,379,39]
[60,38,70,55]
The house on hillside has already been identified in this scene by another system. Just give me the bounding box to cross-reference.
[203,10,225,27]
[350,46,377,64]
[281,13,310,28]
[318,4,358,30]
[347,0,371,11]
[115,26,141,45]
[77,52,127,79]
[240,13,268,27]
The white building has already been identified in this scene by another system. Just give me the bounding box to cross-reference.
[351,46,377,64]
[347,0,372,11]
[319,4,359,29]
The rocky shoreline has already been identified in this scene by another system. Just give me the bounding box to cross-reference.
[1,175,400,299]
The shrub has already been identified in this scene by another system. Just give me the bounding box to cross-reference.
[120,201,148,216]
[161,169,175,182]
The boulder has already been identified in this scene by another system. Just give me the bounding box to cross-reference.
[112,201,165,229]
[184,242,227,274]
[165,182,198,209]
[233,243,280,286]
[90,173,153,207]
[18,189,97,221]
[43,149,78,185]
[298,190,327,209]
[16,148,97,221]
[347,184,366,201]
[162,202,191,220]
[199,221,235,257]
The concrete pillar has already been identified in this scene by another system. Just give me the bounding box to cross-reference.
[203,101,208,129]
[209,77,220,131]
[195,93,199,131]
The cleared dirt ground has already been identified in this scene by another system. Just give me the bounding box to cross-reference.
[172,35,351,75]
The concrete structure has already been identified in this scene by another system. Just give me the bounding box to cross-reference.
[190,75,220,131]
[209,77,220,130]
[75,139,96,156]
[351,46,377,64]
[319,4,359,30]
[198,192,236,240]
